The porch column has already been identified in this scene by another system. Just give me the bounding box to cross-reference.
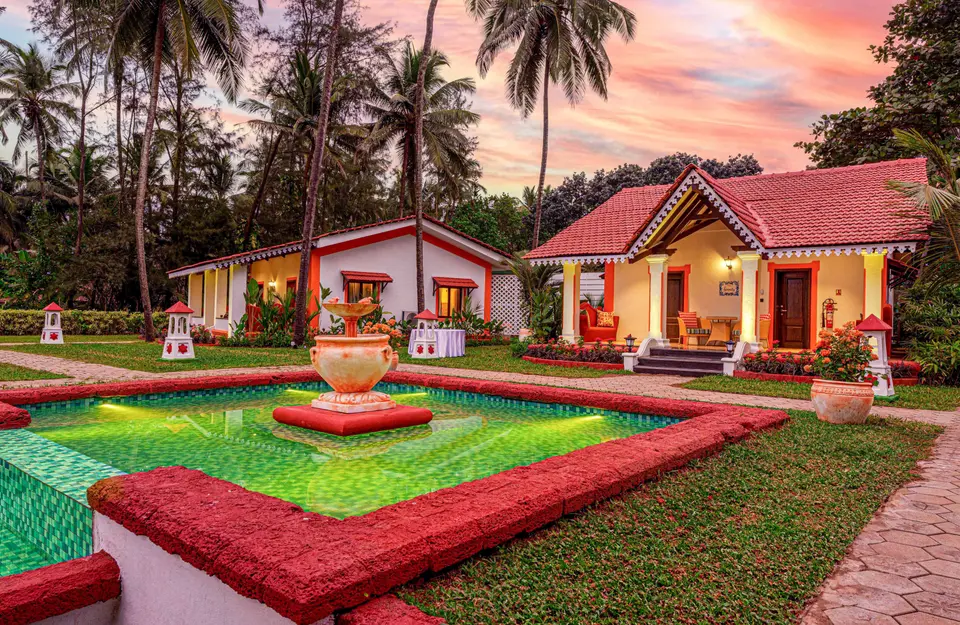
[862,251,886,320]
[228,264,248,337]
[738,251,761,346]
[560,262,581,342]
[646,254,670,345]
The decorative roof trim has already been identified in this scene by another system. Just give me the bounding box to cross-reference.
[528,254,631,266]
[767,242,919,258]
[627,170,765,259]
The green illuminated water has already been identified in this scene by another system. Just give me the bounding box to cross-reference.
[25,383,676,518]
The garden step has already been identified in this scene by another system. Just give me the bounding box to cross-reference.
[633,364,721,378]
[635,356,725,373]
[649,348,726,361]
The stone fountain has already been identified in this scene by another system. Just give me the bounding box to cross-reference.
[273,300,433,436]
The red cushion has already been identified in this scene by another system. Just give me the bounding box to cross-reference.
[677,312,699,328]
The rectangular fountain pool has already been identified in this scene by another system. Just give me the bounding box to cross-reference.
[1,382,678,575]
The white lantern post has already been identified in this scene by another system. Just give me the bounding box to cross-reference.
[41,303,64,344]
[163,302,196,360]
[857,314,894,397]
[411,309,439,359]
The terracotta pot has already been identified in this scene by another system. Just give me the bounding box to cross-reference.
[309,334,392,393]
[810,379,874,425]
[389,350,399,371]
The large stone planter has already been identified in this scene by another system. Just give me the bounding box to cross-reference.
[810,379,874,425]
[309,334,395,412]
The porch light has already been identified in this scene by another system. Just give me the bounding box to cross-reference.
[724,257,734,271]
[624,334,636,350]
[724,340,736,354]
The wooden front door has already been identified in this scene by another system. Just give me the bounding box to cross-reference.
[666,272,684,341]
[775,270,811,349]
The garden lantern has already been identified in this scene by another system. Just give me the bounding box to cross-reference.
[725,340,736,354]
[411,309,439,359]
[856,314,894,397]
[163,301,195,360]
[41,303,64,345]
[624,334,636,351]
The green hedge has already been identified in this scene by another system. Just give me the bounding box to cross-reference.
[0,310,169,336]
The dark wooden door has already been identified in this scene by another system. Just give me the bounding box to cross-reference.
[666,272,684,341]
[775,270,810,349]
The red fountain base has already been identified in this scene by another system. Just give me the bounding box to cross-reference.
[273,404,433,437]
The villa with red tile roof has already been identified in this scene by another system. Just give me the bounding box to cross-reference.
[167,216,509,335]
[525,159,931,364]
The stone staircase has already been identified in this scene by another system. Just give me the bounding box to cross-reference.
[633,347,726,378]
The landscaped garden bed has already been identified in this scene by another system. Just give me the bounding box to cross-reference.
[399,344,630,378]
[514,340,629,371]
[401,408,941,623]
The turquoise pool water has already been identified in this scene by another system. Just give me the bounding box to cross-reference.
[21,383,676,519]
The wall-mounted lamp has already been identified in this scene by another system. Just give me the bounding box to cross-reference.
[724,257,734,271]
[268,280,278,290]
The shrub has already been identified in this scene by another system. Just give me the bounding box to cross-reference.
[811,322,876,383]
[899,282,960,385]
[509,338,530,358]
[0,309,167,335]
[742,345,815,376]
[524,339,625,364]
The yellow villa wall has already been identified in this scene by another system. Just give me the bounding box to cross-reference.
[610,222,872,343]
[187,273,204,317]
[248,254,302,300]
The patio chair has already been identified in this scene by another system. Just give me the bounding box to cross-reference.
[731,321,742,341]
[677,312,711,346]
[759,314,771,348]
[579,302,618,342]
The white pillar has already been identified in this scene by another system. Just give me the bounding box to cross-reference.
[738,251,761,347]
[646,254,670,346]
[560,262,581,342]
[228,264,248,337]
[862,251,886,320]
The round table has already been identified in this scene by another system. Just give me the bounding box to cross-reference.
[407,328,466,358]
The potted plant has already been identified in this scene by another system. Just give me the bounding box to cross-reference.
[809,322,878,424]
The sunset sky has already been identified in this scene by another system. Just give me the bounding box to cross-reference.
[1,0,899,194]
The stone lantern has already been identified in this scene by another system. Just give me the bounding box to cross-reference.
[163,301,195,360]
[857,314,894,397]
[411,309,439,359]
[41,303,64,345]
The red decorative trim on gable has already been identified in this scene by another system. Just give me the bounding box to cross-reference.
[317,226,414,257]
[422,232,492,270]
[0,551,120,625]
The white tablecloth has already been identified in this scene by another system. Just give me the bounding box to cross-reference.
[408,328,466,358]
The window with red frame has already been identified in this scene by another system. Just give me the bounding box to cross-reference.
[346,281,379,303]
[437,287,465,318]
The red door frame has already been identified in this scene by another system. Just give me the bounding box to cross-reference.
[767,261,819,349]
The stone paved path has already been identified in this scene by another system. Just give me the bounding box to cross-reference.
[802,421,960,624]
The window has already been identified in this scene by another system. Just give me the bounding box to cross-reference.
[437,287,464,318]
[286,278,297,301]
[347,281,378,303]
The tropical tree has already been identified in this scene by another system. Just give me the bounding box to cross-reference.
[0,158,22,250]
[292,0,346,346]
[48,143,114,206]
[468,0,636,248]
[112,0,248,340]
[365,43,479,218]
[0,41,78,204]
[888,129,960,284]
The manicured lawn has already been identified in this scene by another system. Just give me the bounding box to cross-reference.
[0,363,66,381]
[0,335,138,344]
[0,342,309,373]
[681,375,960,411]
[402,410,940,624]
[398,345,631,379]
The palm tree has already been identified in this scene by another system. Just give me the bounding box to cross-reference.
[468,0,636,248]
[0,158,23,250]
[0,41,79,204]
[113,0,248,340]
[365,43,480,218]
[48,143,114,206]
[888,129,960,283]
[292,0,346,346]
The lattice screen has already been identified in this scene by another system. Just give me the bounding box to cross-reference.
[491,273,524,334]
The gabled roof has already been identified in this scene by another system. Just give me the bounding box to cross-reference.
[42,302,63,312]
[168,216,509,277]
[526,158,931,263]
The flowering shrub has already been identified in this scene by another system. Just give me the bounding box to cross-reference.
[361,318,404,351]
[191,324,213,344]
[742,345,815,376]
[525,339,626,364]
[890,360,921,379]
[811,322,876,383]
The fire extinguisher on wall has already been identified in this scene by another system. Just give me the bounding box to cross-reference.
[822,298,837,329]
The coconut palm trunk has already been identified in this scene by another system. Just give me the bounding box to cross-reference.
[132,3,166,342]
[532,61,549,249]
[292,0,345,346]
[34,123,46,203]
[114,63,125,208]
[412,0,440,312]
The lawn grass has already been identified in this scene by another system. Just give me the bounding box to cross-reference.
[681,374,960,411]
[0,342,309,373]
[402,410,940,624]
[0,363,66,381]
[0,335,140,344]
[399,345,631,379]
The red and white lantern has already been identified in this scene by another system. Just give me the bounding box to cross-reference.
[411,309,439,359]
[41,303,64,345]
[163,302,195,360]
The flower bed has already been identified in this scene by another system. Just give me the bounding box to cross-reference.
[523,340,627,366]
